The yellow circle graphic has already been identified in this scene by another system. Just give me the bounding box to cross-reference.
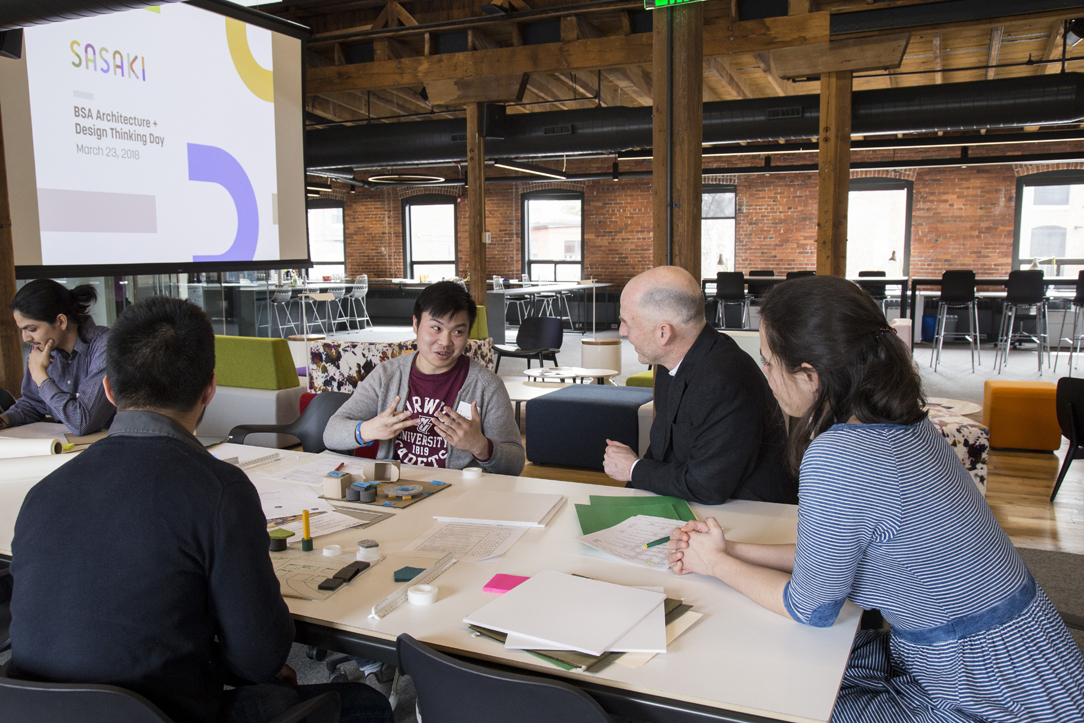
[225,17,273,103]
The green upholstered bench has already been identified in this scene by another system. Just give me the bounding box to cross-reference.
[199,336,304,445]
[625,370,654,388]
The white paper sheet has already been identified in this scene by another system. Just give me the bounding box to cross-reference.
[271,510,364,541]
[463,570,666,656]
[505,599,667,653]
[259,486,337,522]
[402,521,528,562]
[576,515,682,571]
[433,490,565,527]
[0,421,70,440]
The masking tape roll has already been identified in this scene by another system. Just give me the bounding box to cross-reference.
[407,584,439,605]
[462,467,482,478]
[322,545,342,557]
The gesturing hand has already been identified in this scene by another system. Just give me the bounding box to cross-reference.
[357,396,417,443]
[433,401,489,459]
[668,517,729,577]
[603,439,639,482]
[28,338,55,386]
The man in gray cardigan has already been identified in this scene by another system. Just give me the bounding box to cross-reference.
[324,281,525,476]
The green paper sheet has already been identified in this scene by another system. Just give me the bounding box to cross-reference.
[575,501,681,535]
[587,495,697,522]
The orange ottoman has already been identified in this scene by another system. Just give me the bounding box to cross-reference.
[982,381,1060,451]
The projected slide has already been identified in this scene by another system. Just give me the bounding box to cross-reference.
[22,4,282,265]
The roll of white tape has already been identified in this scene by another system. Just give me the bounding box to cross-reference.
[407,584,439,605]
[462,467,482,478]
[322,545,342,557]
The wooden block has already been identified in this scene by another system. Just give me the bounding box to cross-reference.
[323,471,355,499]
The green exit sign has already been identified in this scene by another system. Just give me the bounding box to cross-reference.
[645,0,707,8]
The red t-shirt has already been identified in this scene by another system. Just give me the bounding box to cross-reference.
[395,355,470,467]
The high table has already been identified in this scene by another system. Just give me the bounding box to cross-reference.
[0,447,861,723]
[907,276,1079,325]
[702,277,912,318]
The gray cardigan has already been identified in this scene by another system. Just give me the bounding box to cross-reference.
[323,354,525,475]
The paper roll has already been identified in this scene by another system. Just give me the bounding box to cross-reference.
[408,584,439,605]
[0,437,64,459]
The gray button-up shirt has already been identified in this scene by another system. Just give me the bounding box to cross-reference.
[4,320,115,435]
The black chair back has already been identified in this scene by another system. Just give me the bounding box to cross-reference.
[0,666,173,723]
[857,271,888,300]
[227,391,351,453]
[0,388,14,413]
[516,316,564,352]
[1074,270,1084,307]
[1056,377,1084,445]
[786,270,816,280]
[1005,269,1045,306]
[939,270,976,304]
[715,272,746,302]
[746,270,774,298]
[397,634,612,723]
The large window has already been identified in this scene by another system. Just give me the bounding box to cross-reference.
[307,199,345,280]
[1015,171,1084,277]
[846,178,912,278]
[403,194,458,281]
[522,190,584,281]
[701,185,737,276]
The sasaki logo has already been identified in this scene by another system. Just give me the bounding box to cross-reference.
[69,41,146,81]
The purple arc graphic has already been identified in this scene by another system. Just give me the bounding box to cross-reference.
[187,143,259,262]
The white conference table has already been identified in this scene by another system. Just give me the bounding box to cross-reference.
[0,446,861,723]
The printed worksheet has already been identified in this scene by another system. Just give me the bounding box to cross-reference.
[402,521,528,562]
[270,550,353,601]
[576,515,683,571]
[260,458,371,486]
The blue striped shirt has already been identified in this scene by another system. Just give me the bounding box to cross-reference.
[4,320,114,435]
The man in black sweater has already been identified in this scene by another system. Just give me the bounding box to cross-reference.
[8,297,392,723]
[604,266,797,505]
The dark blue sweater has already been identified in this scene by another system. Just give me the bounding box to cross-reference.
[9,411,294,723]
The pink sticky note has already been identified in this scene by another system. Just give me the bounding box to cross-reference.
[483,574,530,594]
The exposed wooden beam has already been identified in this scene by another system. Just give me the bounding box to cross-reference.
[816,71,851,278]
[986,27,1003,80]
[468,28,501,51]
[333,43,346,66]
[931,33,943,83]
[1041,21,1066,75]
[426,73,529,106]
[0,103,21,397]
[307,95,367,122]
[524,73,572,110]
[466,103,486,306]
[308,14,830,95]
[374,38,415,61]
[553,70,620,107]
[755,52,791,96]
[607,66,653,105]
[769,33,910,79]
[704,56,754,99]
[788,0,812,14]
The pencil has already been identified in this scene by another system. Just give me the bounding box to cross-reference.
[644,535,671,549]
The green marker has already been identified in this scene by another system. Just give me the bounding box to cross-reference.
[644,535,671,549]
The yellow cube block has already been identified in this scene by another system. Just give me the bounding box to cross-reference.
[982,381,1060,451]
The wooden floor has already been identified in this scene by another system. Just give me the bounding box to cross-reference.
[519,433,1084,555]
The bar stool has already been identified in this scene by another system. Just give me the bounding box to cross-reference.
[994,270,1049,374]
[931,270,981,373]
[1054,271,1084,375]
[715,272,750,329]
[299,292,335,335]
[342,274,373,330]
[500,276,532,324]
[269,287,298,337]
[326,285,346,332]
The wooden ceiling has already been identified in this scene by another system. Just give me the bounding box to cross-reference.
[258,0,1084,129]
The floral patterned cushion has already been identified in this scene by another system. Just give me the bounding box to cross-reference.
[926,405,989,496]
[308,338,495,394]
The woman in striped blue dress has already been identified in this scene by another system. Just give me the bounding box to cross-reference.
[667,275,1084,722]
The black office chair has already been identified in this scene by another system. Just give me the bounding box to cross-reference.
[227,391,351,453]
[0,665,341,723]
[0,388,15,413]
[494,317,563,373]
[714,272,750,329]
[994,270,1049,375]
[1051,377,1084,502]
[397,634,613,723]
[1054,270,1084,375]
[746,269,775,302]
[785,270,816,280]
[857,270,889,311]
[930,270,981,373]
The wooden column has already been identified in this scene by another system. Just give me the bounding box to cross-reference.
[0,102,22,396]
[815,71,852,277]
[652,4,703,278]
[466,102,486,306]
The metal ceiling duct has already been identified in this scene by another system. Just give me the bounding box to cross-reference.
[0,1,180,31]
[306,73,1084,171]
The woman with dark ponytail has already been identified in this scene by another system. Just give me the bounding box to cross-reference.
[1,279,115,435]
[668,276,1084,722]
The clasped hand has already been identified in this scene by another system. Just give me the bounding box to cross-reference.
[668,517,729,577]
[433,401,489,460]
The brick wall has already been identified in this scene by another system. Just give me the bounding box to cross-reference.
[339,143,1084,289]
